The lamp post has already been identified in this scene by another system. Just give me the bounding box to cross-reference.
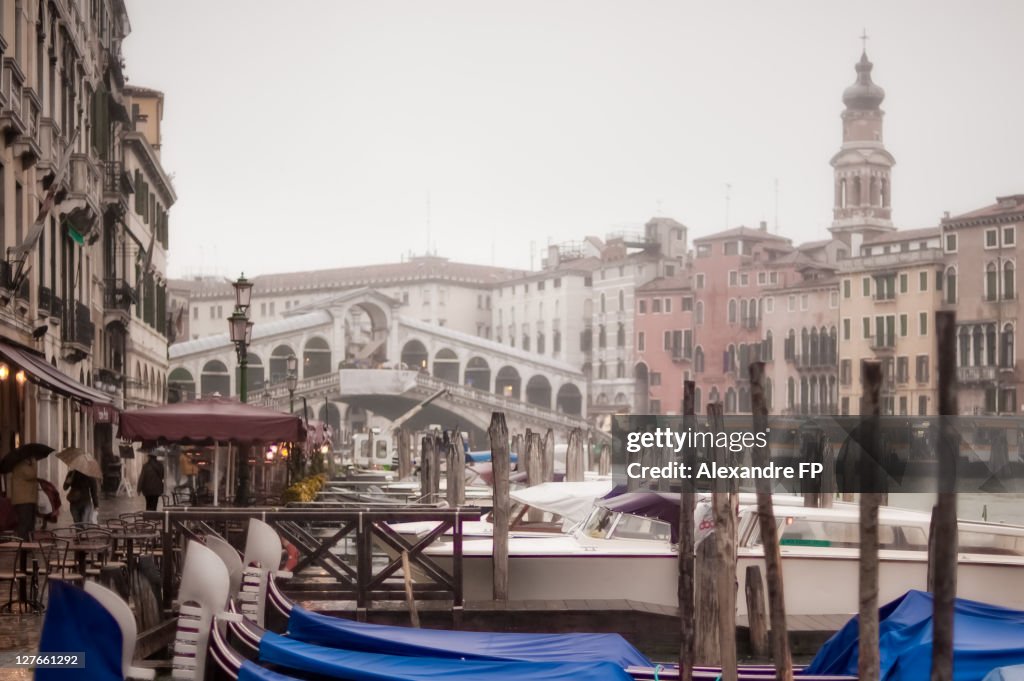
[286,354,298,414]
[229,273,254,505]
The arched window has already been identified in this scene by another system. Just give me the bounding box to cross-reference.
[986,263,998,301]
[740,299,749,322]
[1004,262,1015,300]
[694,346,705,373]
[695,301,704,325]
[1002,324,1015,369]
[946,267,957,305]
[616,360,625,378]
[725,388,737,414]
[764,330,773,361]
[598,361,608,379]
[959,326,970,367]
[801,328,809,363]
[728,299,737,324]
[809,328,819,366]
[986,324,997,366]
[787,377,795,410]
[618,290,625,311]
[616,323,625,347]
[973,326,984,366]
[598,325,607,348]
[600,292,606,313]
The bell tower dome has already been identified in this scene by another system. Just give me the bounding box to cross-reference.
[829,45,896,249]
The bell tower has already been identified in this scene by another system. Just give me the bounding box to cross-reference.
[829,43,896,250]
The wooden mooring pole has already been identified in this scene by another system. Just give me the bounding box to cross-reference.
[397,428,412,480]
[859,360,883,681]
[931,310,958,681]
[446,432,466,507]
[707,402,737,681]
[489,413,510,601]
[566,428,585,482]
[678,380,696,681]
[542,429,555,483]
[750,361,792,680]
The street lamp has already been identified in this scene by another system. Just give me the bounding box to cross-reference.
[230,273,255,505]
[286,354,298,414]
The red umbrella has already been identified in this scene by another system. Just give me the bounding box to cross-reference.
[118,397,306,445]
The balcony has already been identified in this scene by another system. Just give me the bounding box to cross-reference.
[0,58,27,138]
[61,301,95,361]
[38,286,53,319]
[791,354,837,370]
[103,160,132,209]
[870,336,896,353]
[671,348,692,363]
[958,366,998,384]
[104,278,136,326]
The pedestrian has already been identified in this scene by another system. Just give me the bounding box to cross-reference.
[10,457,38,539]
[179,451,198,491]
[137,453,165,511]
[63,469,99,526]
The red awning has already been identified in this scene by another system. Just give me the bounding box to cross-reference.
[0,338,116,408]
[118,396,306,445]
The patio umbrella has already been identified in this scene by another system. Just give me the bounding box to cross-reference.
[56,447,103,479]
[0,442,55,474]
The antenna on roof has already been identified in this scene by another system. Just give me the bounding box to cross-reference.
[774,177,779,233]
[725,183,732,228]
[426,190,432,256]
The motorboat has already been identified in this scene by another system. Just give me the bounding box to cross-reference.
[422,493,1024,616]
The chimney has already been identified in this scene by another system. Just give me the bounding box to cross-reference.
[759,220,767,232]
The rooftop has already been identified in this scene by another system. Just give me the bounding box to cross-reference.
[864,226,940,245]
[692,225,793,245]
[943,194,1024,226]
[170,256,526,299]
[637,274,692,293]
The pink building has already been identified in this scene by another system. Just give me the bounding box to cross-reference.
[634,276,694,415]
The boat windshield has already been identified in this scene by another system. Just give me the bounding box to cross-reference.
[747,516,920,550]
[580,507,671,541]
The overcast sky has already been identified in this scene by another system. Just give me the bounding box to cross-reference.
[122,1,1024,279]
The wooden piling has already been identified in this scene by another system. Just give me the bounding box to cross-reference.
[694,535,721,665]
[859,359,883,681]
[542,429,555,483]
[678,380,696,681]
[566,428,585,482]
[931,311,958,681]
[446,433,465,507]
[420,436,441,503]
[397,428,412,480]
[707,402,737,681]
[598,442,611,476]
[744,565,770,658]
[749,361,792,681]
[489,413,511,601]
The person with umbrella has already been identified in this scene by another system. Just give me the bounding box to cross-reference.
[1,443,54,539]
[57,447,102,525]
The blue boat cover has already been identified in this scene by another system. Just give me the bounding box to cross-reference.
[260,631,635,680]
[238,660,302,681]
[983,666,1024,681]
[287,604,651,667]
[806,590,1024,681]
[36,581,123,681]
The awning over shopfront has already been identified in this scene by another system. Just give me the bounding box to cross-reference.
[0,338,116,413]
[119,396,306,446]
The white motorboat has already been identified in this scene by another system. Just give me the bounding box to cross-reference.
[423,493,1024,616]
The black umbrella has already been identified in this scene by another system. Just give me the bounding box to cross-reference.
[0,443,55,474]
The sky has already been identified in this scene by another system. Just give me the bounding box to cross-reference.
[121,0,1024,279]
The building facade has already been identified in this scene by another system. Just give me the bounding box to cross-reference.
[0,0,172,490]
[941,195,1023,415]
